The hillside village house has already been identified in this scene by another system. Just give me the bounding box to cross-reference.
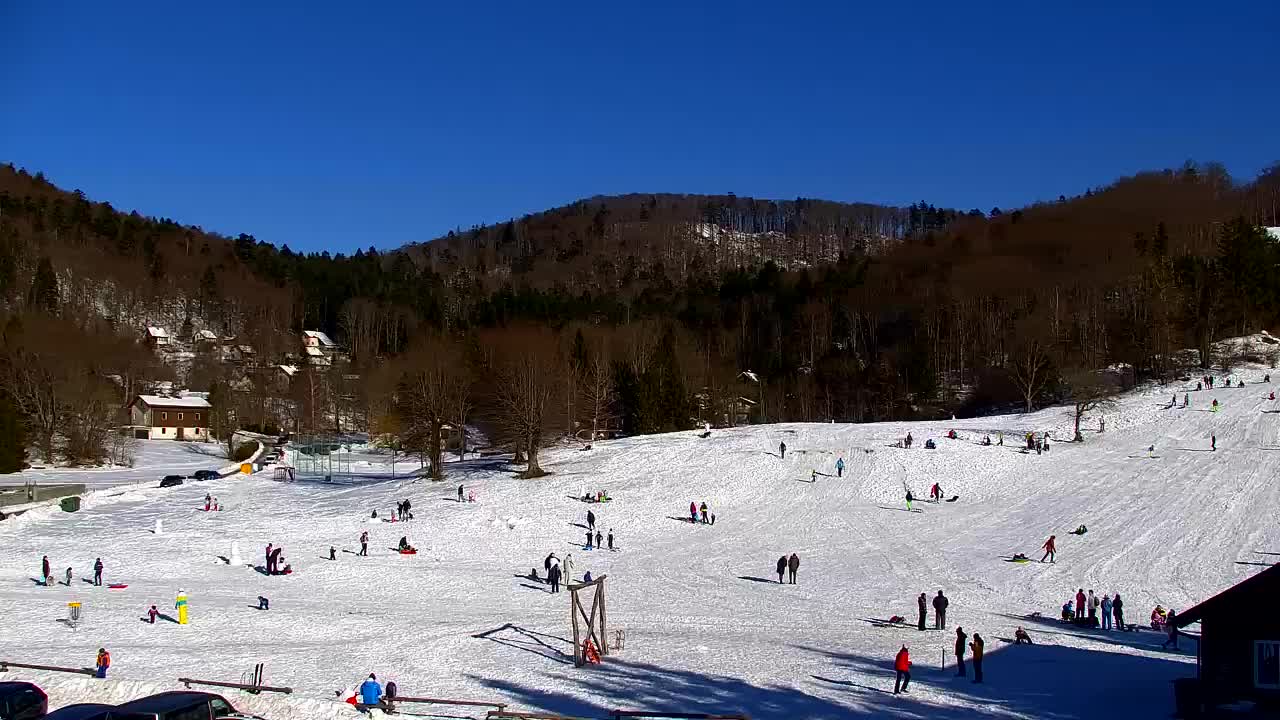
[128,394,212,440]
[144,326,170,349]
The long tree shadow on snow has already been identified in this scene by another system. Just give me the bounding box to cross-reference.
[470,640,1190,720]
[472,623,574,666]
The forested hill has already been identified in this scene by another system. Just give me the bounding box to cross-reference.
[2,160,1280,430]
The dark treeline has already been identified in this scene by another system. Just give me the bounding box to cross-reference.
[2,161,1280,472]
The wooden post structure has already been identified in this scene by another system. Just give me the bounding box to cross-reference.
[568,575,608,667]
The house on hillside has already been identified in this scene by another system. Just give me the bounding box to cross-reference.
[303,330,338,350]
[1173,562,1280,714]
[128,394,212,440]
[303,330,346,366]
[195,329,219,352]
[144,326,170,349]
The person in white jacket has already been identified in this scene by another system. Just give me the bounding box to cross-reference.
[563,553,574,583]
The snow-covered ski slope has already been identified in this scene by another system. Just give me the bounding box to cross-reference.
[3,363,1279,719]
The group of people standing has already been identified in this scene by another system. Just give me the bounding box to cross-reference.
[38,555,104,587]
[775,554,800,584]
[395,499,413,521]
[1061,588,1126,631]
[688,501,715,525]
[263,543,290,574]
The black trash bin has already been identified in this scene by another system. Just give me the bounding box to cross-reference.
[1172,677,1201,719]
[60,496,82,513]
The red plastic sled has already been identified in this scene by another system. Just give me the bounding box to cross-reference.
[107,583,128,589]
[399,549,417,555]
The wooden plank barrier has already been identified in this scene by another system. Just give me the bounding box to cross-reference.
[177,676,293,695]
[0,661,95,676]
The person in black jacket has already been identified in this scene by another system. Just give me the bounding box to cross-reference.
[1112,593,1126,631]
[402,499,412,520]
[93,558,103,586]
[933,591,949,629]
[587,510,596,532]
[917,593,927,630]
[954,627,968,677]
[779,441,786,459]
[776,556,787,584]
[548,562,562,593]
[787,554,800,584]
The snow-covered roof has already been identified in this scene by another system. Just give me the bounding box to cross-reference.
[304,330,337,347]
[197,329,218,341]
[238,344,256,354]
[146,326,169,338]
[1266,227,1280,241]
[134,394,211,409]
[304,346,325,357]
[279,364,299,376]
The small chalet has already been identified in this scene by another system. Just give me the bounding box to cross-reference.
[195,329,219,351]
[303,330,338,350]
[144,326,170,348]
[129,394,212,441]
[1174,562,1280,713]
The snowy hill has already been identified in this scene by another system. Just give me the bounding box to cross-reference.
[2,358,1278,719]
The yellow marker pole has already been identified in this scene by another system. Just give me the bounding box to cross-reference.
[175,590,189,624]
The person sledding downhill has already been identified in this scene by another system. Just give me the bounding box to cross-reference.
[1041,535,1056,563]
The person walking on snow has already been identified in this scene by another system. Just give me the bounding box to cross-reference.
[787,553,800,584]
[548,560,562,593]
[265,543,274,573]
[933,591,949,629]
[836,457,845,477]
[64,567,72,586]
[458,485,464,502]
[929,483,941,502]
[779,441,786,459]
[1041,535,1056,563]
[93,558,103,586]
[595,530,603,549]
[607,529,615,551]
[893,645,911,694]
[402,498,411,520]
[970,633,985,683]
[41,556,50,585]
[95,648,111,679]
[359,674,382,707]
[905,490,914,512]
[1101,593,1113,630]
[776,556,787,584]
[1211,434,1216,451]
[587,510,596,532]
[917,593,928,630]
[359,532,368,557]
[585,530,593,550]
[1184,393,1189,407]
[954,627,968,677]
[700,502,709,524]
[147,605,158,624]
[690,501,698,522]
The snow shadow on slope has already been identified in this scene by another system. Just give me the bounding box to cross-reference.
[802,641,1188,719]
[993,612,1200,655]
[471,640,1189,720]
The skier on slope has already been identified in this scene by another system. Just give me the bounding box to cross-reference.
[1041,535,1056,563]
[776,556,787,584]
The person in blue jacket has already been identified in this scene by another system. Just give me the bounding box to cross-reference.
[836,457,845,477]
[360,674,382,706]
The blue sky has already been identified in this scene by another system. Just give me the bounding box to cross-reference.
[3,1,1277,253]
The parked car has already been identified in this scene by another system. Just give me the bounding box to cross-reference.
[109,691,263,720]
[159,475,185,488]
[190,470,219,481]
[0,681,47,720]
[41,703,114,720]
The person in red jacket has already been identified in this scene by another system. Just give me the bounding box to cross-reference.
[1075,588,1086,623]
[1041,535,1056,563]
[893,645,911,694]
[689,502,698,522]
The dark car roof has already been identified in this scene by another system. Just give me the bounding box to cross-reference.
[0,682,42,691]
[113,691,227,712]
[42,703,114,720]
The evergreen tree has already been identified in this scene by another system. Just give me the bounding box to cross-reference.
[27,256,58,314]
[0,389,27,473]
